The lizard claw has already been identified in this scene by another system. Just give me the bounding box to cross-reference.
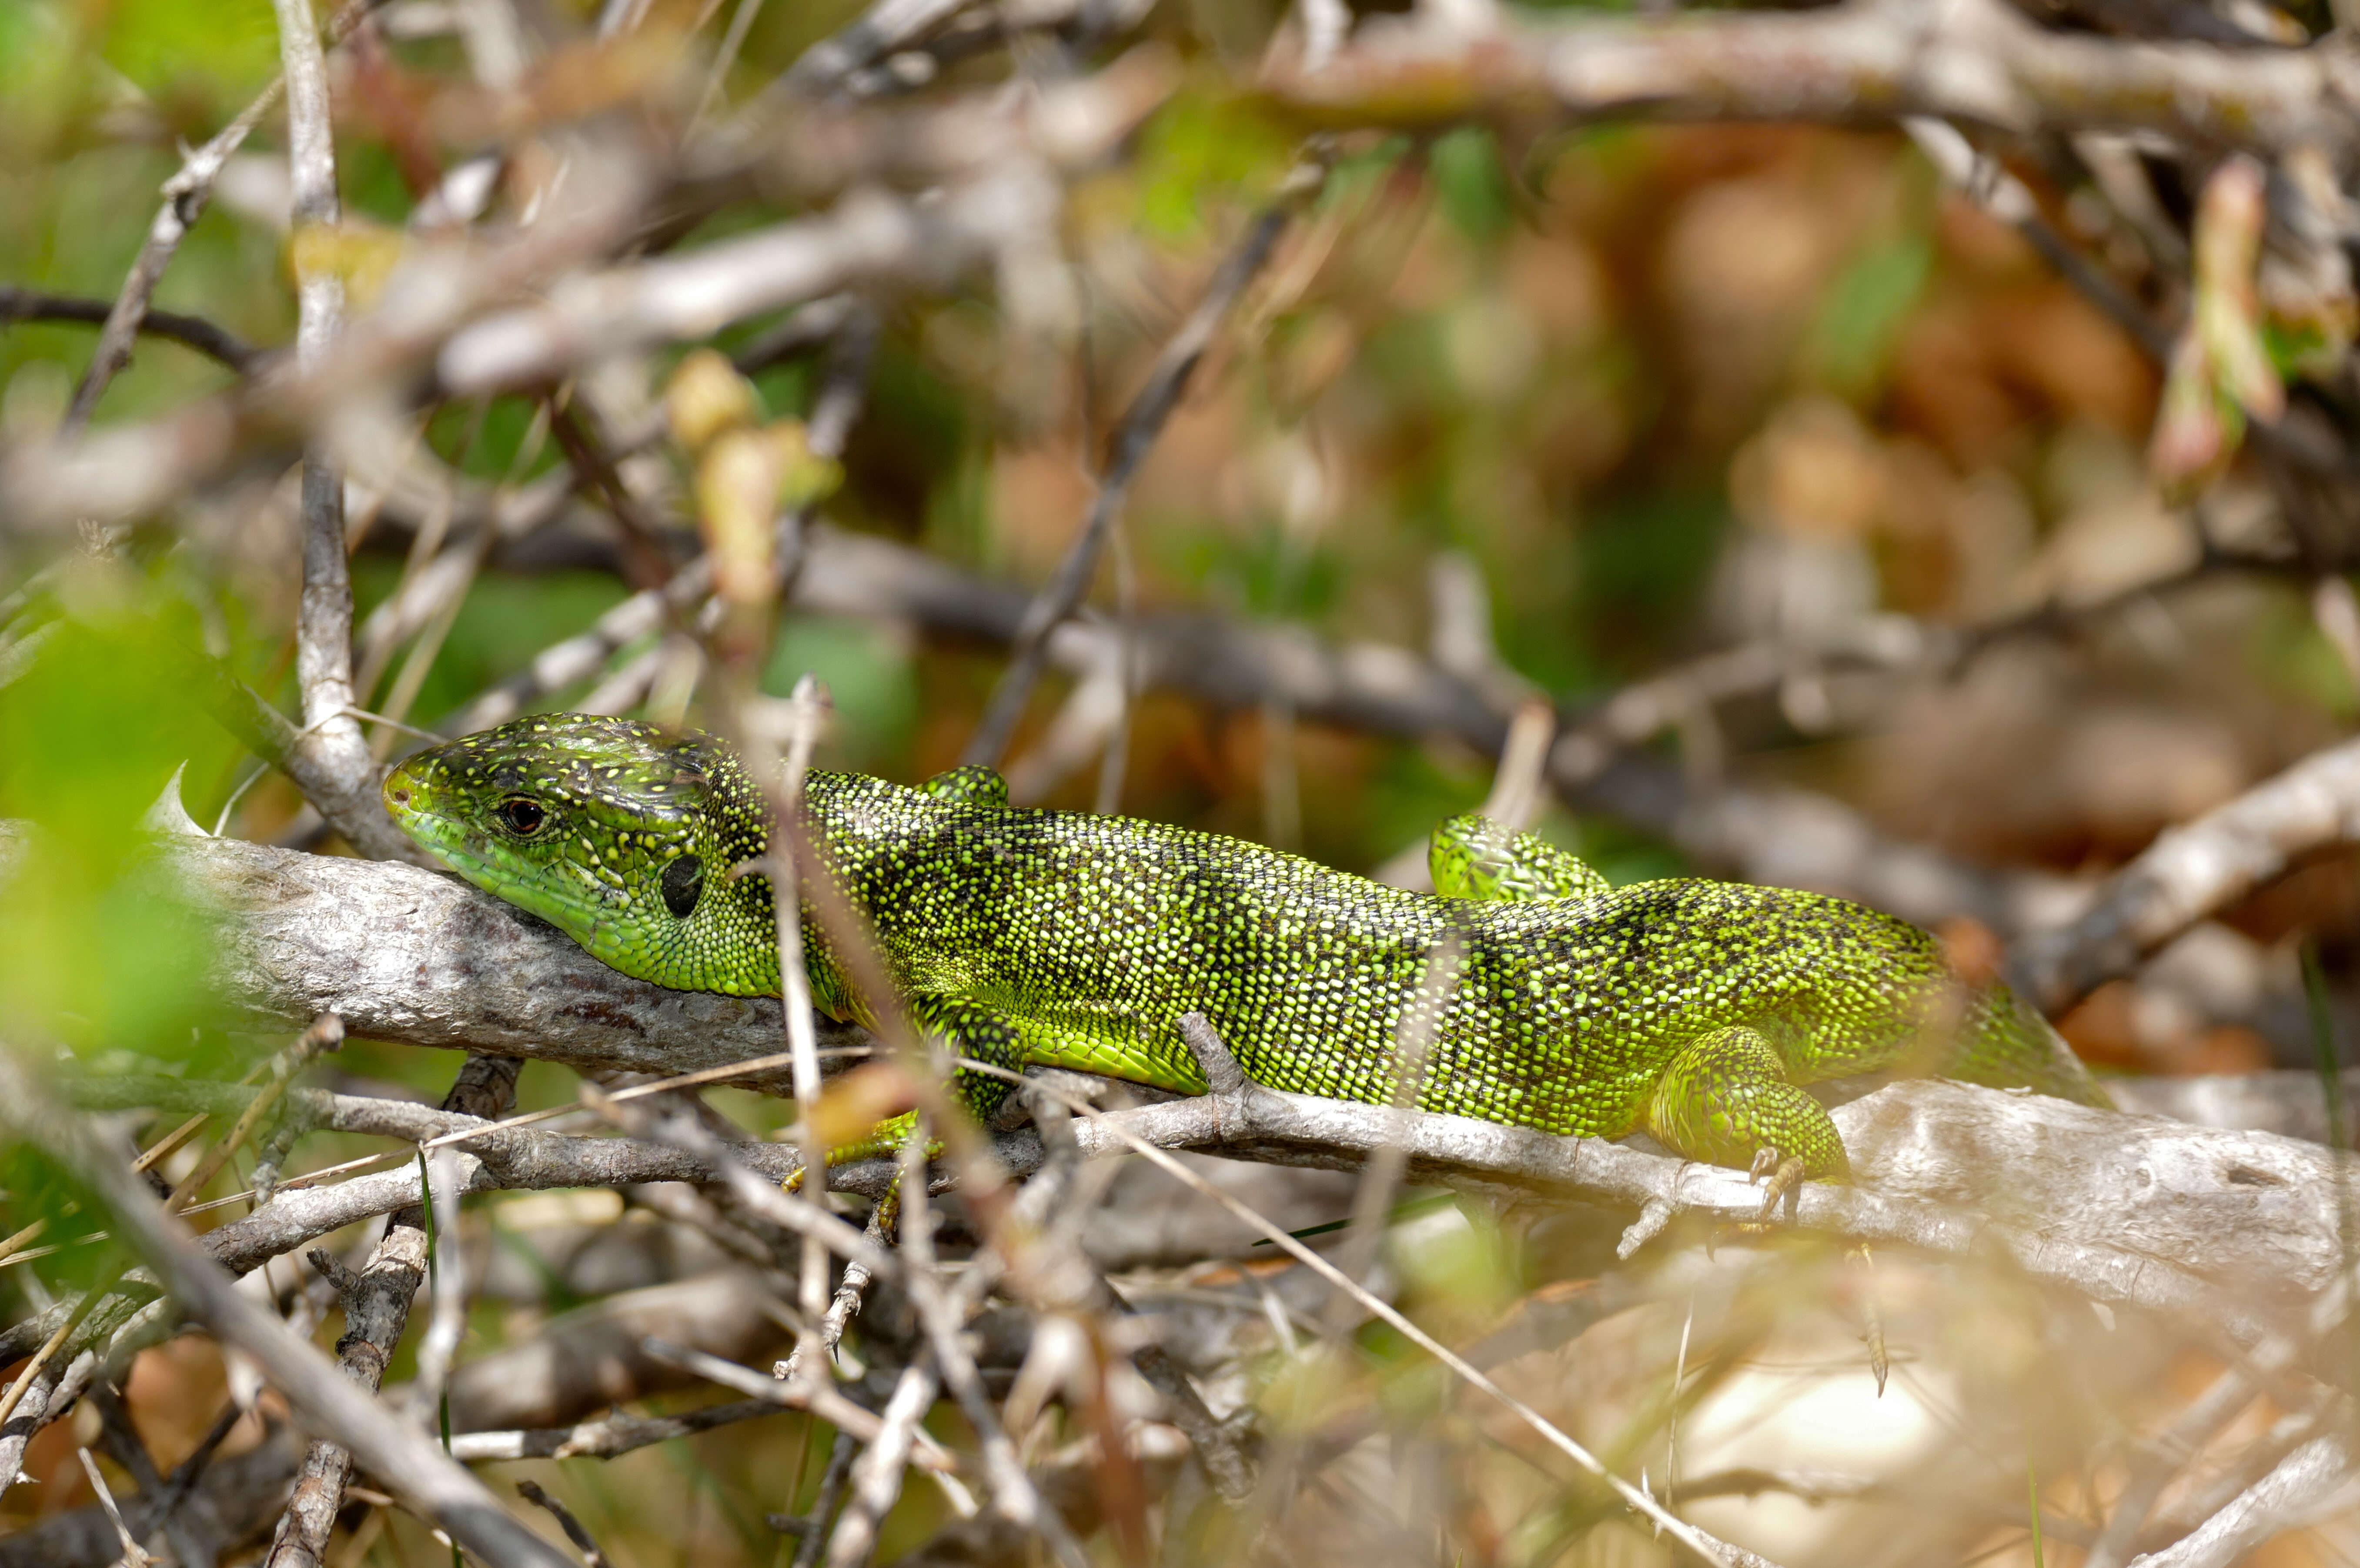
[1849,1241,1888,1396]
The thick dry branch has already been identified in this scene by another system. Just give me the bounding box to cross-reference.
[2013,732,2360,1012]
[2128,1433,2353,1568]
[1269,0,2360,157]
[140,823,858,1085]
[1053,1072,2351,1335]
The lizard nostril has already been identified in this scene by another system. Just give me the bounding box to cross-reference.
[390,788,410,805]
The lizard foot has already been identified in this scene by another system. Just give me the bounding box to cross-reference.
[1750,1150,1807,1224]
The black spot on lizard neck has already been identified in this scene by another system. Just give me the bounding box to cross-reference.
[661,853,706,919]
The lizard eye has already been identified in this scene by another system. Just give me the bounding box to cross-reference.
[494,797,546,836]
[660,853,705,919]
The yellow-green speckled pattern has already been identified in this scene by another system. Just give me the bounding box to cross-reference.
[384,715,2107,1178]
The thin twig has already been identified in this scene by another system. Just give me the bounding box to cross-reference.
[1319,935,1460,1336]
[445,1396,785,1462]
[785,1429,859,1568]
[516,1481,611,1568]
[781,1198,895,1385]
[961,157,1327,767]
[0,289,262,375]
[642,1341,960,1471]
[2013,729,2360,1012]
[57,0,387,434]
[1901,116,2176,363]
[165,1013,344,1216]
[745,675,835,1397]
[892,1123,1094,1568]
[262,1055,518,1568]
[973,1035,1781,1568]
[0,1056,574,1568]
[408,1147,468,1432]
[824,1357,944,1568]
[74,1448,155,1568]
[601,1095,905,1281]
[2128,1433,2353,1568]
[269,0,412,863]
[0,1262,126,1431]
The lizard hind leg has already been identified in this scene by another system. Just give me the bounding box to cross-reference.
[920,764,1010,808]
[1429,812,1609,902]
[913,995,1029,1129]
[1645,1025,1851,1183]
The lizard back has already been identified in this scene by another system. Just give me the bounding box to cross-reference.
[803,771,2093,1138]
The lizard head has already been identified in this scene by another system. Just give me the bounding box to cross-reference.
[383,713,783,995]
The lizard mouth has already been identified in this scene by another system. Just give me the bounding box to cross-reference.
[381,758,433,833]
[382,757,474,863]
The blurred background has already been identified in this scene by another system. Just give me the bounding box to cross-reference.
[7,0,2360,1563]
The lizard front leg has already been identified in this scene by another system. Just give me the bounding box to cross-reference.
[1650,1028,1883,1383]
[1643,1024,1850,1185]
[787,996,1033,1181]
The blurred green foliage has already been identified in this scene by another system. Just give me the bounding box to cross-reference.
[762,616,921,766]
[0,602,231,1069]
[1133,83,1295,240]
[352,562,630,720]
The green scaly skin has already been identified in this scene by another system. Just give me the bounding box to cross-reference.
[384,714,2108,1180]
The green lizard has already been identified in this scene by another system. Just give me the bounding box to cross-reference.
[383,713,2106,1182]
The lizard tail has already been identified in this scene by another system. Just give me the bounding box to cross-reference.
[1952,981,2113,1110]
